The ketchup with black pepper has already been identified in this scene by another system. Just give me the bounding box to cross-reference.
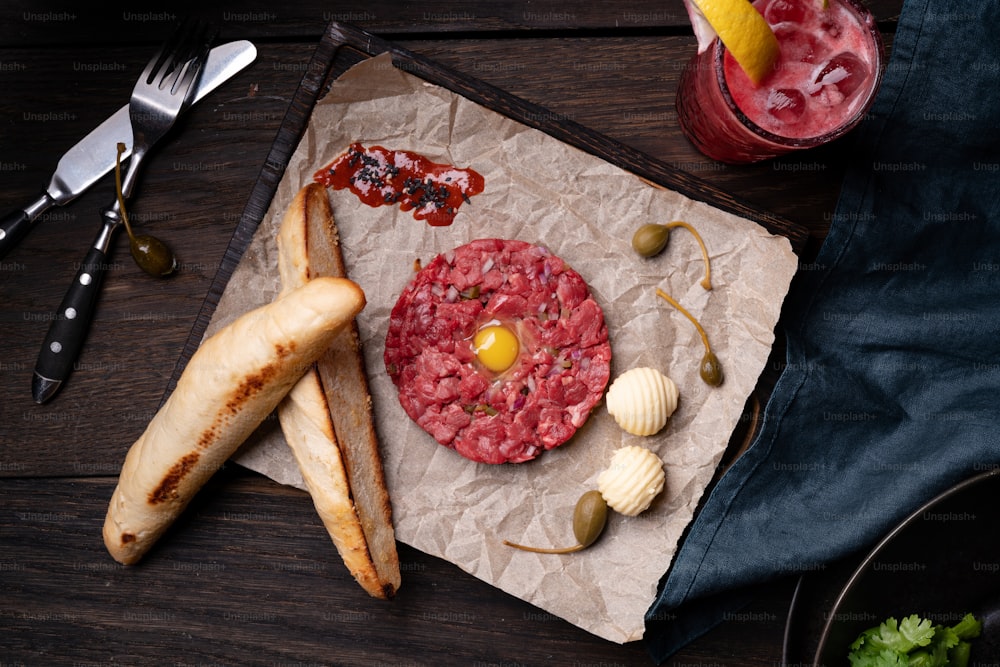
[314,143,485,227]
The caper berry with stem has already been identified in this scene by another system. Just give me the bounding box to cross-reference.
[114,142,177,278]
[631,220,712,290]
[503,490,608,554]
[656,287,724,387]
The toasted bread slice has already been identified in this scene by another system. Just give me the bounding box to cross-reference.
[276,183,400,598]
[104,277,366,565]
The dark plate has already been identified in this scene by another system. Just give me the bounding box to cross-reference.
[783,468,1000,666]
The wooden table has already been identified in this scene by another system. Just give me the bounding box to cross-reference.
[0,2,902,665]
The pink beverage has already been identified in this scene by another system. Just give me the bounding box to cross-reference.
[676,0,883,164]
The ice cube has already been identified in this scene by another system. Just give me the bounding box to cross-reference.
[766,88,806,124]
[814,52,868,99]
[774,25,821,63]
[764,0,806,25]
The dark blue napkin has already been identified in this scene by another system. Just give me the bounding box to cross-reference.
[646,0,1000,659]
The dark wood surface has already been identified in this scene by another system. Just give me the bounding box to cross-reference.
[1,3,902,665]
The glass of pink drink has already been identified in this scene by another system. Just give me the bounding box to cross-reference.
[676,0,884,164]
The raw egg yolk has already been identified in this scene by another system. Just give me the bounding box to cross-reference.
[473,325,519,373]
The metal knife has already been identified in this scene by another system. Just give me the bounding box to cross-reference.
[0,39,257,260]
[29,40,255,405]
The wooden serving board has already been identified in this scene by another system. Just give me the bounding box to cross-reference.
[166,19,807,410]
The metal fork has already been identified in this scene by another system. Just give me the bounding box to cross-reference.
[32,19,215,404]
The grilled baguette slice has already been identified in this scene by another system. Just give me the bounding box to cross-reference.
[276,183,400,598]
[103,276,366,565]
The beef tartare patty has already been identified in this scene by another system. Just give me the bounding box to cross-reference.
[384,238,611,464]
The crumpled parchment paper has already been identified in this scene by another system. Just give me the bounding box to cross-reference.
[204,53,798,643]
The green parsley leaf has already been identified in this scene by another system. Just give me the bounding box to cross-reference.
[951,613,982,640]
[848,648,906,667]
[847,613,981,667]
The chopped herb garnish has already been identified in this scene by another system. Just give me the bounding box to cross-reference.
[848,613,981,667]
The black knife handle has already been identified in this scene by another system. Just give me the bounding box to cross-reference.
[1,193,54,260]
[0,209,33,260]
[33,243,111,402]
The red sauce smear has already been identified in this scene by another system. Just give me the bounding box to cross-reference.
[313,143,485,227]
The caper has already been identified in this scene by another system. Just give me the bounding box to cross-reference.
[656,288,724,388]
[130,234,178,277]
[114,142,178,279]
[632,223,671,258]
[572,490,608,548]
[699,351,724,387]
[503,490,608,554]
[633,220,712,290]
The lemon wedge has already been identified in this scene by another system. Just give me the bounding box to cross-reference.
[682,0,780,85]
